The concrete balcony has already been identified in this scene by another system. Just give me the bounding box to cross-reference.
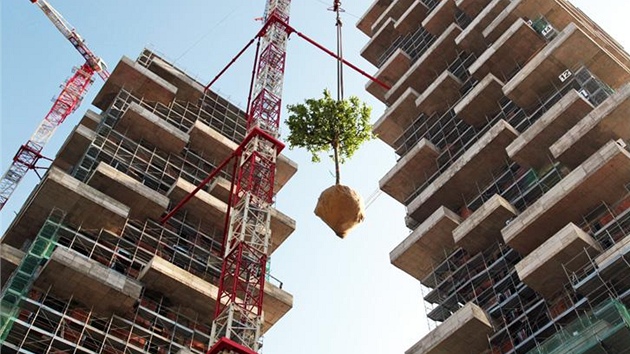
[380,138,440,203]
[93,56,177,110]
[143,54,205,102]
[551,84,630,169]
[78,109,102,131]
[139,255,292,332]
[188,120,297,193]
[453,195,518,254]
[2,167,129,250]
[35,247,142,315]
[504,23,628,109]
[502,140,630,255]
[415,71,462,116]
[361,19,400,67]
[372,0,415,36]
[507,89,593,170]
[469,18,546,82]
[374,88,421,147]
[167,178,295,254]
[455,0,511,56]
[366,48,411,103]
[454,73,504,127]
[390,207,462,282]
[407,120,519,225]
[53,124,96,173]
[395,0,431,34]
[117,102,189,154]
[385,24,461,104]
[356,0,392,36]
[456,0,492,18]
[482,0,555,44]
[87,162,169,221]
[515,223,601,299]
[405,302,493,354]
[422,0,457,36]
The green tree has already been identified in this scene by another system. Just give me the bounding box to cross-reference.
[286,89,374,185]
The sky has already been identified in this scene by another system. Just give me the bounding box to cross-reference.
[1,1,629,354]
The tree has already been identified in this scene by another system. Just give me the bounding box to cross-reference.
[285,89,374,185]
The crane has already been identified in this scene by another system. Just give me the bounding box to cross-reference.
[0,0,109,211]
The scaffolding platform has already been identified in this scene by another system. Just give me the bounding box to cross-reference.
[93,56,177,111]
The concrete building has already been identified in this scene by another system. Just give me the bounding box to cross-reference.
[359,0,630,353]
[0,49,297,353]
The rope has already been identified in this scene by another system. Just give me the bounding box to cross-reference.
[333,0,344,101]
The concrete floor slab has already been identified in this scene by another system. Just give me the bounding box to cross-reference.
[453,195,518,254]
[372,0,415,36]
[366,48,411,103]
[422,0,457,36]
[470,18,546,82]
[356,0,391,36]
[507,89,593,170]
[385,24,461,105]
[189,120,238,164]
[35,247,142,315]
[93,56,177,111]
[373,87,420,147]
[0,244,23,289]
[407,120,519,225]
[516,223,601,299]
[117,102,189,154]
[455,0,510,56]
[503,140,630,255]
[482,0,554,44]
[380,138,440,203]
[275,155,298,194]
[78,109,102,131]
[551,84,630,169]
[504,23,628,109]
[88,162,169,221]
[1,167,129,250]
[454,73,504,127]
[390,206,461,282]
[53,124,96,173]
[415,70,462,116]
[405,302,493,354]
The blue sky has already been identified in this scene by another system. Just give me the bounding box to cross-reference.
[1,1,628,354]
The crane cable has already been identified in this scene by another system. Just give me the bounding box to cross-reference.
[332,0,344,101]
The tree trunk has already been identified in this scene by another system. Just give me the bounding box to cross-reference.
[333,139,340,185]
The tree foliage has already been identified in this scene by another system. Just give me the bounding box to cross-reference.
[285,89,374,184]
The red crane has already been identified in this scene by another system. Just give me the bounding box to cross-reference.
[0,0,109,211]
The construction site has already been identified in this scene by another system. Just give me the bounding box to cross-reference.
[1,0,630,354]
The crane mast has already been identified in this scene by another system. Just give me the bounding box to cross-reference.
[0,0,109,211]
[208,0,291,353]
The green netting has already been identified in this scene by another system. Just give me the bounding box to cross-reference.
[0,215,64,342]
[528,299,630,354]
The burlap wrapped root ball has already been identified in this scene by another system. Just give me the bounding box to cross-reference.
[314,185,366,238]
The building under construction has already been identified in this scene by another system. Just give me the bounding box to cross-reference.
[360,0,630,353]
[0,49,297,353]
